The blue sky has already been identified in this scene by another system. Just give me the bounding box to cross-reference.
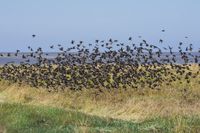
[0,0,200,52]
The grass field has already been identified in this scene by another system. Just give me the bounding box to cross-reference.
[1,103,200,133]
[0,79,200,133]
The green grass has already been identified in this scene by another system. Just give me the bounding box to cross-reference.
[0,103,200,133]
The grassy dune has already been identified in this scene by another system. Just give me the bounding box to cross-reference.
[1,80,200,132]
[0,103,138,133]
[1,78,200,121]
[1,103,200,133]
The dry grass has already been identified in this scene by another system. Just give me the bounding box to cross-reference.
[0,125,6,133]
[0,64,200,122]
[1,79,200,122]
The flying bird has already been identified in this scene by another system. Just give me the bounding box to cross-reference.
[32,34,36,38]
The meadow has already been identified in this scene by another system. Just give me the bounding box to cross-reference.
[1,77,200,133]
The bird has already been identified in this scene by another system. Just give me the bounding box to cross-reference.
[95,40,99,43]
[32,34,36,38]
[50,45,54,49]
[159,39,163,43]
[71,40,75,44]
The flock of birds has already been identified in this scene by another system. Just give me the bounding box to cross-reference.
[0,32,200,91]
